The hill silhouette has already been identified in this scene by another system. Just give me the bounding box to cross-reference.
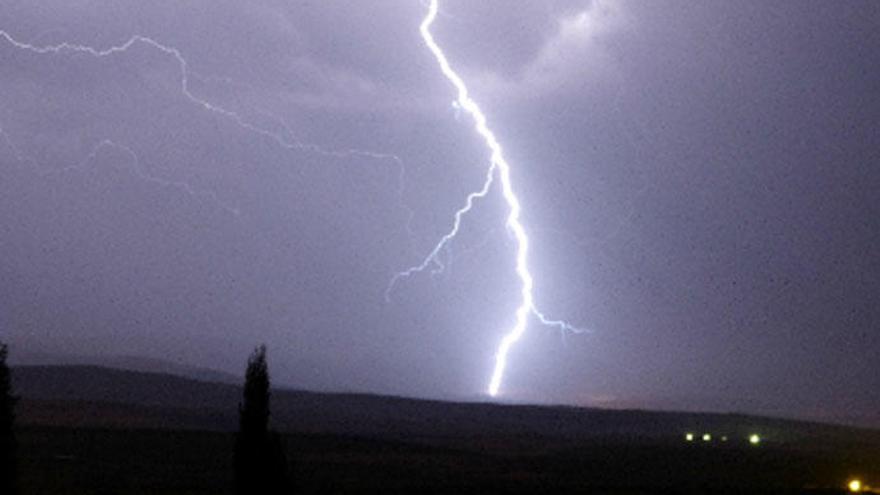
[12,365,879,449]
[9,350,239,384]
[10,365,880,494]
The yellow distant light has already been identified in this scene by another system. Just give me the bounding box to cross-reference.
[702,433,711,441]
[685,433,694,441]
[848,479,862,493]
[749,434,761,445]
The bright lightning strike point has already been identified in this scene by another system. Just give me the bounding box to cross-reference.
[403,0,584,397]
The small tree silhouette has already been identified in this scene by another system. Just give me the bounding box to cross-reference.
[0,342,17,495]
[234,345,289,494]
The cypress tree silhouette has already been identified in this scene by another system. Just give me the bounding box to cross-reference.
[234,345,289,494]
[0,342,17,495]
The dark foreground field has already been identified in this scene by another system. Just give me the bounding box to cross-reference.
[17,426,880,494]
[12,366,880,494]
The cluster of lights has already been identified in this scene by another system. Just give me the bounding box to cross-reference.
[684,432,761,445]
[684,433,870,494]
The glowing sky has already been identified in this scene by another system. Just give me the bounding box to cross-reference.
[1,0,878,426]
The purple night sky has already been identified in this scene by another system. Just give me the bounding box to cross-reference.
[1,0,878,426]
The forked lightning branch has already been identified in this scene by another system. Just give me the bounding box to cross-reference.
[0,0,584,399]
[387,0,584,397]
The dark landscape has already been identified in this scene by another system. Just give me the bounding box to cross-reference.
[10,364,880,494]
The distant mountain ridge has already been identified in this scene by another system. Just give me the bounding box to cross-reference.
[10,351,878,429]
[11,365,879,453]
[9,350,239,384]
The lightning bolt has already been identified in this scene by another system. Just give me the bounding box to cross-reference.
[2,119,239,213]
[388,0,584,397]
[3,6,584,398]
[0,29,412,222]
